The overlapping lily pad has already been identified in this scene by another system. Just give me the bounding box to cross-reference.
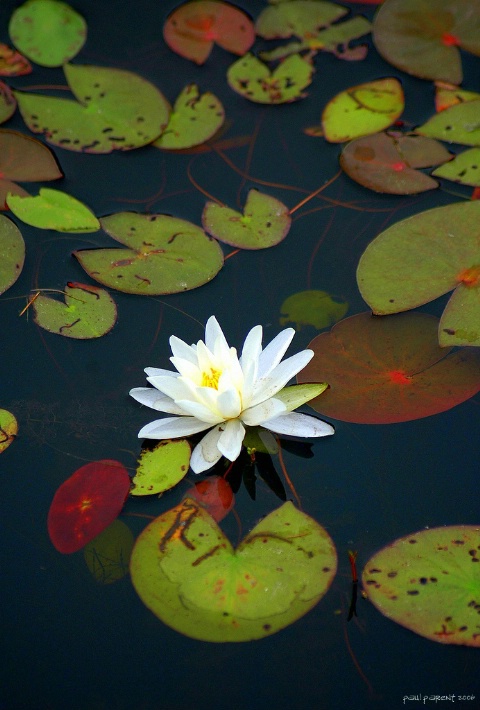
[15,63,170,153]
[356,201,480,346]
[130,499,337,642]
[84,519,134,585]
[0,43,32,76]
[227,53,314,104]
[7,188,99,232]
[434,82,480,112]
[0,82,16,125]
[202,190,291,249]
[130,440,191,496]
[363,526,480,646]
[297,312,480,423]
[373,0,480,84]
[279,290,348,330]
[32,282,117,339]
[416,100,480,146]
[0,408,17,454]
[0,215,24,294]
[183,476,235,523]
[74,212,224,295]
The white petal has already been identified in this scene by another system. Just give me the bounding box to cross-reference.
[145,367,179,378]
[241,397,287,426]
[250,350,314,407]
[169,335,198,365]
[257,328,295,379]
[169,356,201,381]
[240,324,262,368]
[175,399,223,424]
[190,426,224,473]
[216,387,242,419]
[262,412,334,438]
[129,387,187,415]
[138,416,212,439]
[147,375,196,401]
[217,419,245,461]
[205,316,228,352]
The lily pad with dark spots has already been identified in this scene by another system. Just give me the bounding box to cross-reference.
[0,215,24,294]
[432,148,480,186]
[255,0,348,40]
[227,53,314,104]
[416,100,480,146]
[0,408,18,453]
[363,526,480,646]
[130,439,191,496]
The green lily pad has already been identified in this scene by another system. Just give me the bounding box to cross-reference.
[280,290,348,329]
[432,148,480,186]
[434,82,480,112]
[84,519,134,585]
[0,408,18,453]
[9,0,87,68]
[74,212,224,296]
[0,215,24,295]
[255,1,348,39]
[297,311,480,423]
[0,81,16,125]
[32,282,117,339]
[227,53,314,105]
[131,440,191,496]
[416,100,480,146]
[340,132,452,194]
[7,188,99,232]
[153,84,224,150]
[322,78,404,143]
[356,201,480,346]
[202,190,291,249]
[363,526,480,646]
[0,43,32,76]
[15,63,170,153]
[130,498,337,642]
[372,0,480,84]
[163,0,255,65]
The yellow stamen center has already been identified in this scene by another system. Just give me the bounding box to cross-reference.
[201,367,221,389]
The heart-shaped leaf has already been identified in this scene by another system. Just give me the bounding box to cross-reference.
[32,282,117,339]
[356,200,480,346]
[227,53,314,104]
[15,63,170,153]
[0,215,24,295]
[432,148,480,186]
[130,499,337,641]
[130,440,191,496]
[363,526,480,646]
[297,312,480,423]
[9,0,87,67]
[7,188,99,232]
[74,212,224,295]
[0,408,18,454]
[0,43,32,76]
[84,519,134,585]
[416,100,480,146]
[202,189,291,249]
[279,290,348,330]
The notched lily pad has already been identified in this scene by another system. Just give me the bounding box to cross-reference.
[7,188,99,232]
[0,215,24,294]
[32,282,117,339]
[74,212,224,295]
[363,526,480,646]
[131,439,191,496]
[202,190,291,249]
[416,100,480,146]
[0,408,18,453]
[280,290,348,330]
[9,0,87,68]
[153,84,225,150]
[227,53,314,104]
[432,148,480,186]
[0,43,32,76]
[130,499,337,642]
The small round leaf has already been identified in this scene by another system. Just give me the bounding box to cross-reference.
[131,440,191,496]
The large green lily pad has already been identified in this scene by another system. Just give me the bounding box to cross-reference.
[202,190,291,249]
[279,290,348,330]
[297,312,480,423]
[9,0,87,68]
[363,526,480,646]
[356,201,480,346]
[227,53,314,104]
[7,188,99,232]
[32,282,117,339]
[74,212,224,295]
[0,408,18,454]
[130,498,337,642]
[15,63,170,153]
[416,100,480,146]
[373,0,480,84]
[0,215,24,295]
[131,440,191,496]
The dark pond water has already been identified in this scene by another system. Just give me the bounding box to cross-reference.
[1,1,479,709]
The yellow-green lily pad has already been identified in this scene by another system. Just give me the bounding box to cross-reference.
[255,0,348,39]
[131,440,191,496]
[0,215,24,295]
[84,519,134,585]
[7,188,99,232]
[363,526,480,646]
[0,408,17,453]
[130,499,337,642]
[416,100,480,146]
[432,148,480,186]
[227,53,314,104]
[74,212,224,295]
[280,290,349,330]
[434,82,480,112]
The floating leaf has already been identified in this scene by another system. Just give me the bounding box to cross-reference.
[47,460,131,554]
[372,0,480,84]
[0,408,18,454]
[202,190,291,249]
[84,519,134,585]
[0,215,24,295]
[227,53,314,104]
[163,0,255,65]
[434,82,480,112]
[32,282,117,339]
[74,212,224,295]
[183,476,235,522]
[279,290,348,329]
[255,1,348,39]
[15,63,170,153]
[130,440,191,496]
[321,78,404,143]
[0,82,16,125]
[7,188,99,232]
[297,312,480,423]
[432,148,480,186]
[363,526,480,646]
[340,132,452,194]
[153,84,224,150]
[416,100,480,146]
[130,499,337,642]
[356,201,480,346]
[0,43,32,76]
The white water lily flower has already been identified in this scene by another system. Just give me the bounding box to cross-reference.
[130,316,334,473]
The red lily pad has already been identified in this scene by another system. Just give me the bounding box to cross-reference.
[163,0,255,65]
[0,215,24,295]
[373,0,480,84]
[47,460,131,554]
[0,43,32,76]
[227,53,314,104]
[363,526,480,646]
[183,476,235,522]
[297,311,480,424]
